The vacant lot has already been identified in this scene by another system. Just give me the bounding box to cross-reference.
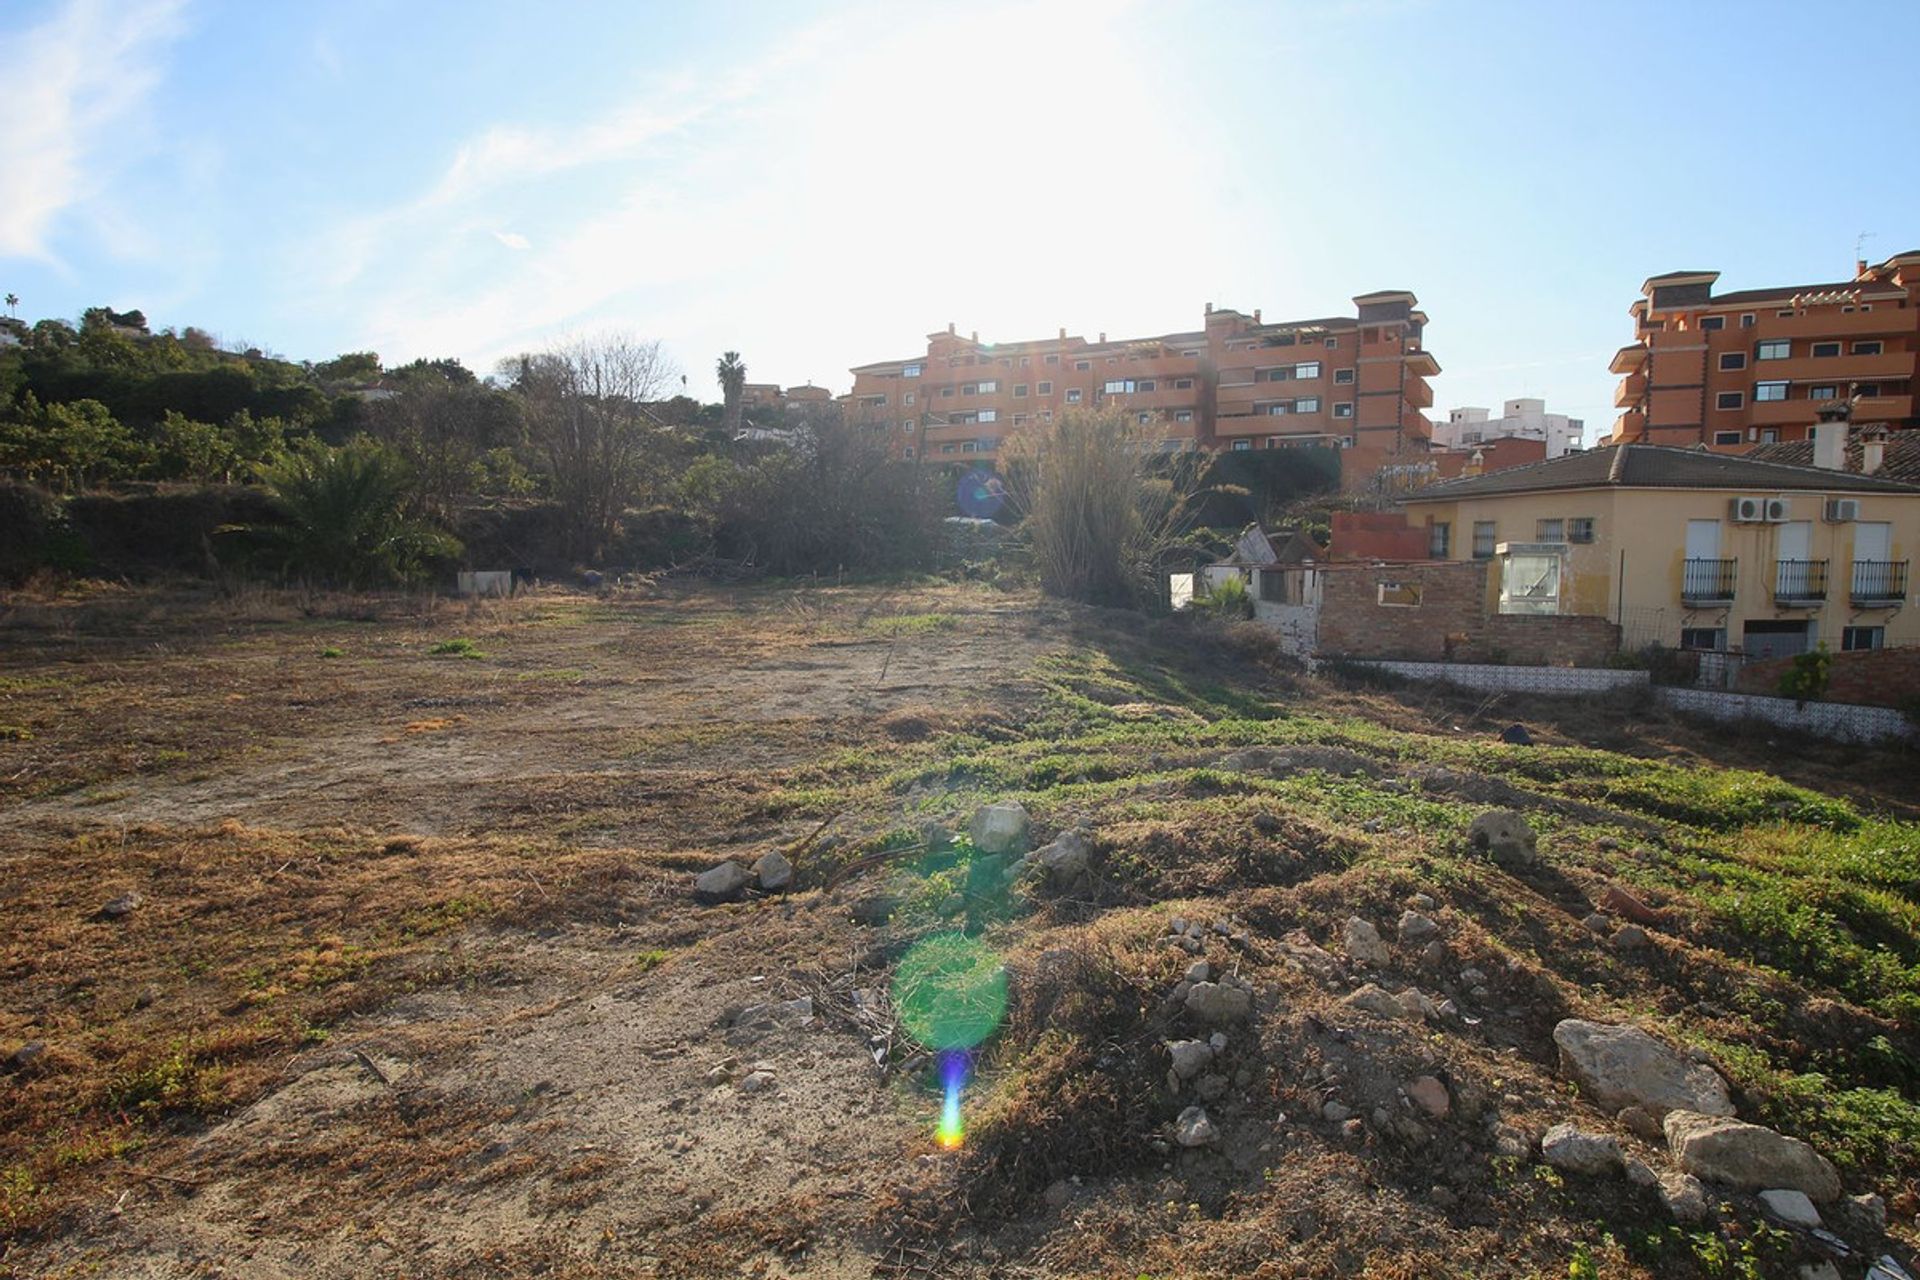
[1,580,1916,1279]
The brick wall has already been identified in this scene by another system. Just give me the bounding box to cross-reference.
[1316,560,1619,666]
[1737,647,1920,708]
[1329,511,1429,560]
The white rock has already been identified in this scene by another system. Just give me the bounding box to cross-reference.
[1184,982,1252,1024]
[1553,1020,1733,1118]
[694,861,751,902]
[752,850,793,892]
[1398,911,1439,945]
[1664,1111,1841,1201]
[740,1070,776,1092]
[1174,1106,1218,1147]
[1167,1039,1213,1080]
[970,802,1031,855]
[1468,810,1537,866]
[1540,1123,1623,1176]
[1037,828,1092,884]
[1343,917,1390,967]
[1660,1173,1710,1224]
[1758,1188,1822,1229]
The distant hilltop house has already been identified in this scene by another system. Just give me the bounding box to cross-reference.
[842,293,1440,462]
[1608,250,1920,450]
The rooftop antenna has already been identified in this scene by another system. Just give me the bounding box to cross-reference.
[1855,230,1877,264]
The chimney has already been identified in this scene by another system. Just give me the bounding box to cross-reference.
[1861,425,1889,475]
[1205,302,1213,315]
[971,330,977,343]
[1058,327,1066,340]
[1253,309,1262,323]
[1098,332,1106,344]
[1811,420,1847,471]
[947,322,955,335]
[1856,259,1870,278]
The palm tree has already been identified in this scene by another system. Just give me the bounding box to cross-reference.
[717,351,746,435]
[3,294,17,318]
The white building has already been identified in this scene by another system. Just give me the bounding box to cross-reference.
[1434,398,1585,458]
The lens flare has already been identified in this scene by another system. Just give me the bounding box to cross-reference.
[936,1050,967,1149]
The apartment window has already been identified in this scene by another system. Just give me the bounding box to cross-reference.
[900,420,915,433]
[862,394,887,407]
[902,446,915,459]
[961,383,977,395]
[1104,379,1135,394]
[1266,403,1291,416]
[1324,337,1339,348]
[1011,413,1027,426]
[902,363,923,377]
[1136,411,1152,424]
[1294,361,1322,380]
[1854,340,1884,356]
[1858,383,1881,397]
[1701,316,1726,331]
[1333,402,1354,419]
[1334,368,1355,384]
[1174,378,1194,389]
[1754,381,1788,402]
[978,438,997,451]
[1758,428,1779,443]
[960,442,976,453]
[1808,384,1838,401]
[1040,411,1052,421]
[977,380,998,393]
[1267,368,1291,382]
[1472,521,1497,559]
[939,443,955,455]
[1138,379,1156,392]
[904,392,915,405]
[1037,381,1052,395]
[1719,352,1746,371]
[1842,626,1885,652]
[1536,518,1564,542]
[978,409,997,423]
[1065,388,1082,403]
[1074,360,1091,370]
[1680,628,1725,651]
[1778,310,1795,318]
[1756,340,1790,360]
[1044,354,1059,364]
[1272,334,1298,347]
[1020,356,1030,366]
[1013,384,1029,397]
[1429,522,1451,559]
[1740,313,1756,328]
[1811,341,1841,358]
[1716,391,1744,410]
[939,386,954,398]
[1567,517,1595,544]
[1294,397,1321,413]
[1714,430,1742,445]
[1231,439,1252,452]
[1174,409,1193,422]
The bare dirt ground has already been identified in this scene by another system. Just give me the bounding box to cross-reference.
[2,580,1917,1279]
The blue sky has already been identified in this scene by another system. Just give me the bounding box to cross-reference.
[3,0,1915,438]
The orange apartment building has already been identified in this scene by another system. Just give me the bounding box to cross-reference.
[1609,251,1920,451]
[843,292,1439,462]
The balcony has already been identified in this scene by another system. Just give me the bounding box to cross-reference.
[1614,370,1647,408]
[1851,560,1909,606]
[1772,559,1827,605]
[1682,558,1737,605]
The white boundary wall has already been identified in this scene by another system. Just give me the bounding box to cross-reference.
[1654,686,1914,744]
[1346,660,1913,743]
[1346,660,1648,696]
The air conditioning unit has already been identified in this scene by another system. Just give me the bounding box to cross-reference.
[1764,498,1791,523]
[1729,496,1764,523]
[1825,498,1861,523]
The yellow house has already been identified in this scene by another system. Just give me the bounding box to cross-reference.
[1396,440,1920,659]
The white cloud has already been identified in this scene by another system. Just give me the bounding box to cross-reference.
[0,0,187,262]
[492,230,531,251]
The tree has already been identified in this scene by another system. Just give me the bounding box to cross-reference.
[998,408,1211,608]
[365,379,523,516]
[255,437,460,587]
[0,395,146,493]
[313,352,382,386]
[505,335,678,561]
[717,351,746,436]
[4,294,17,318]
[150,411,240,483]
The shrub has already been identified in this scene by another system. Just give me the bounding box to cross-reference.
[1193,574,1252,620]
[254,438,461,587]
[1777,644,1833,704]
[997,409,1209,608]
